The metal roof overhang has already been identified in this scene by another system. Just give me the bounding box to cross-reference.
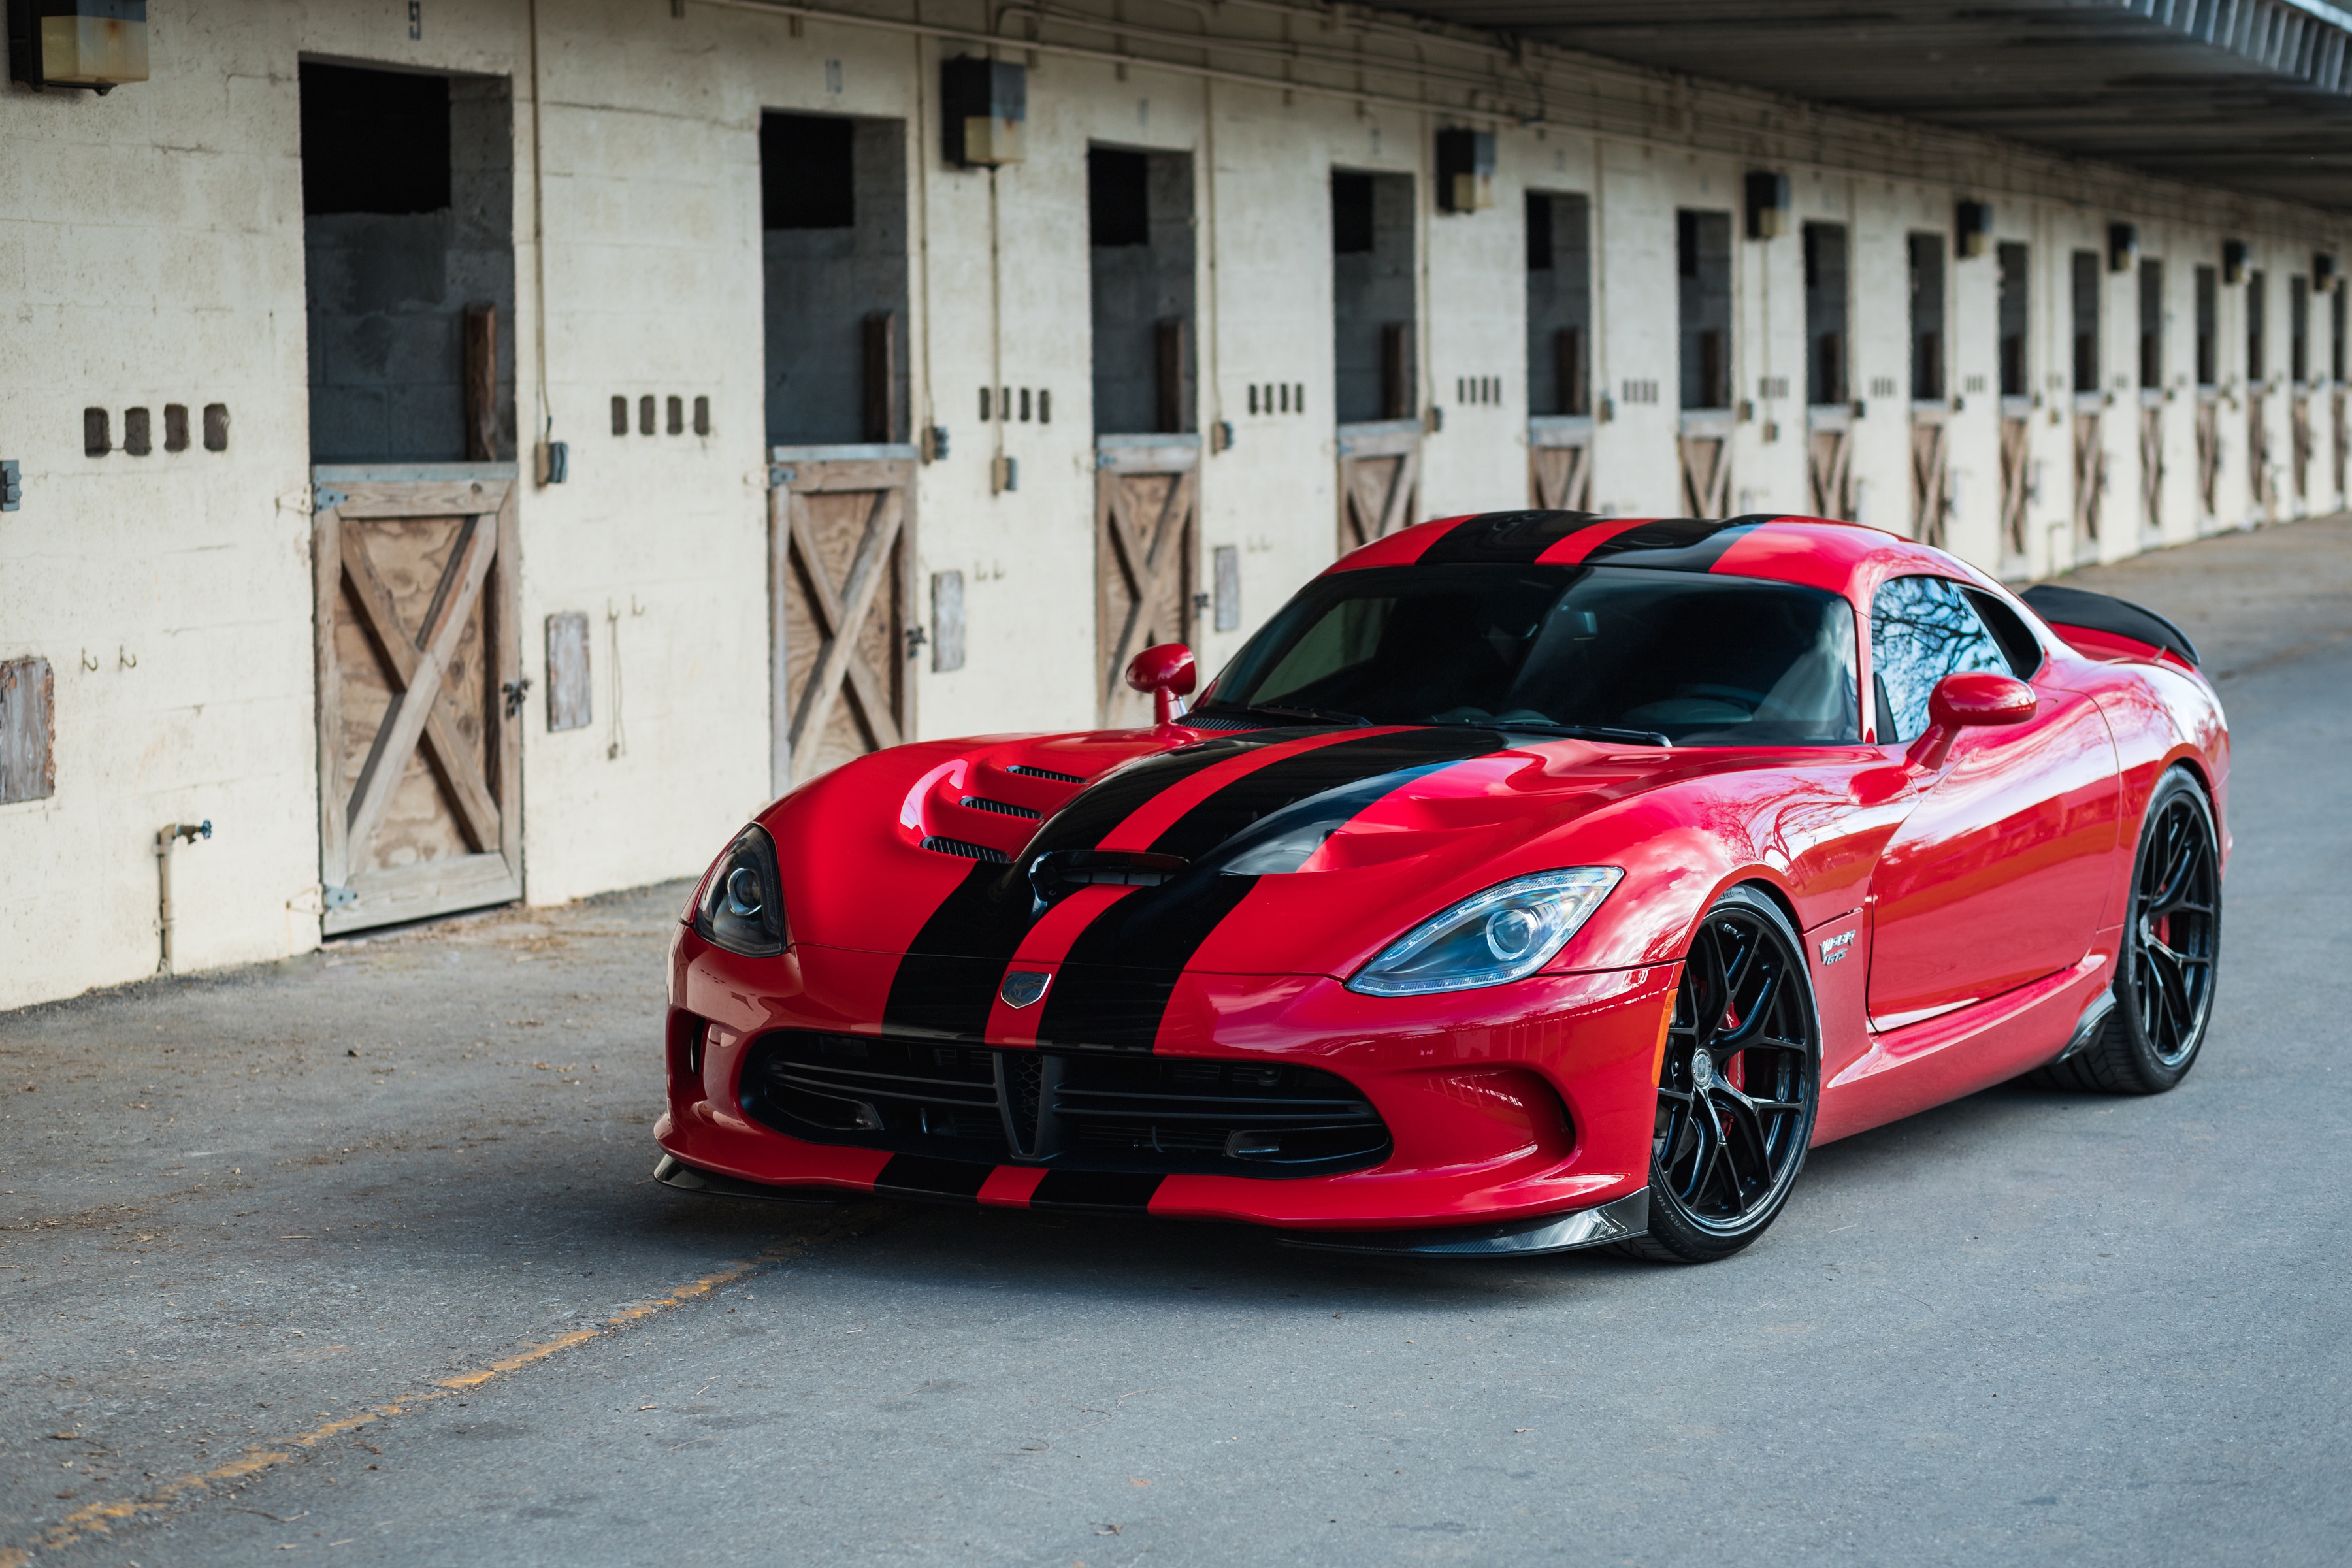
[1370,0,2352,210]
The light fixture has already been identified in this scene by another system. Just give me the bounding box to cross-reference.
[7,0,148,93]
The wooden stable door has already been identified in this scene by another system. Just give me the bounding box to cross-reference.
[2139,402,2166,534]
[1677,414,1733,519]
[1997,412,2031,555]
[1808,408,1854,521]
[2073,408,2107,546]
[313,464,523,936]
[1909,407,1950,546]
[770,446,916,792]
[1096,436,1200,727]
[1337,419,1421,553]
[2195,397,2221,521]
[1528,418,1593,510]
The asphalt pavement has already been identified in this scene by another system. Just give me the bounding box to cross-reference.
[4,517,2348,1567]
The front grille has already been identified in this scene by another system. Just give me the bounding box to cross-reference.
[743,1032,1391,1179]
[921,836,1009,862]
[958,796,1042,819]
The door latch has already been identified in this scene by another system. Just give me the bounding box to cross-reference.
[502,678,532,718]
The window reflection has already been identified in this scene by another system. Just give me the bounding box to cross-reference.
[1870,575,2010,742]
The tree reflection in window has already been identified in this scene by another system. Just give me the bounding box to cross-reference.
[1870,575,2010,743]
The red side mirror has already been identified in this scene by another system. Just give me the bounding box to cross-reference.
[1906,670,2037,771]
[1124,643,1198,727]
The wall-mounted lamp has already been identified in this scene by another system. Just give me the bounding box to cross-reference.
[1744,171,1790,240]
[2108,222,2139,274]
[1955,200,1993,259]
[941,56,1024,167]
[7,0,148,93]
[2223,239,2249,286]
[1435,128,1495,214]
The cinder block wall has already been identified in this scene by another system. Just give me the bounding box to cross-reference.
[0,0,2344,1011]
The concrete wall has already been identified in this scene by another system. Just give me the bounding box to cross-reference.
[1,0,2346,1011]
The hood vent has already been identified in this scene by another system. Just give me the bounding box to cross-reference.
[958,796,1042,819]
[921,836,1009,862]
[1006,764,1085,782]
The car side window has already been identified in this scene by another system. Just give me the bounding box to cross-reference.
[1870,575,2013,743]
[1962,587,2046,679]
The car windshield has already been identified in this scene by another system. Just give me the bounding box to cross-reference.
[1201,564,1861,746]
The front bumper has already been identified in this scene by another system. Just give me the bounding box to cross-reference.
[655,929,1671,1237]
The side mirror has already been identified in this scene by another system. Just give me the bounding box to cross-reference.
[1906,670,2037,772]
[1124,642,1198,727]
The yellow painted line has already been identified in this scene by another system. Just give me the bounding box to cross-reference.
[14,1222,858,1558]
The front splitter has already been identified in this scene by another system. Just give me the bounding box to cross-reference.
[1271,1188,1649,1257]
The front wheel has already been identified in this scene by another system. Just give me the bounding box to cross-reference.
[2038,767,2221,1095]
[1617,885,1821,1264]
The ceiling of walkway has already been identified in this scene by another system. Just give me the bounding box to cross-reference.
[1376,0,2352,211]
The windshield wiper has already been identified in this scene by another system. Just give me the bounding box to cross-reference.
[1201,702,1374,728]
[1435,718,1673,747]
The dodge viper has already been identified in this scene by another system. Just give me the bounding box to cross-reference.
[654,511,2227,1262]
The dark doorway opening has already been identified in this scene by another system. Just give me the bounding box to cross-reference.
[2289,274,2310,384]
[1997,242,2030,399]
[1088,148,1196,435]
[1805,223,1848,406]
[1333,171,1416,423]
[301,62,515,464]
[2072,250,2102,394]
[1677,210,1732,410]
[2247,270,2267,382]
[1908,233,1946,402]
[2140,259,2166,390]
[762,113,909,446]
[1526,191,1591,416]
[2195,266,2218,387]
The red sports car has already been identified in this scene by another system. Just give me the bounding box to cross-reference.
[655,512,2227,1262]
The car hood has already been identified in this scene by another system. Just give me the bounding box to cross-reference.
[762,723,1865,990]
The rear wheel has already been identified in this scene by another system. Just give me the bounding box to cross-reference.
[1617,885,1820,1264]
[2038,768,2221,1095]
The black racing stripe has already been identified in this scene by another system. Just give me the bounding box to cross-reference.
[883,860,1041,1039]
[1149,727,1511,860]
[1035,873,1262,1050]
[1414,510,1609,564]
[883,734,1300,1038]
[1032,728,1513,1052]
[1582,514,1772,571]
[1022,734,1294,857]
[1029,1170,1164,1211]
[874,1153,994,1201]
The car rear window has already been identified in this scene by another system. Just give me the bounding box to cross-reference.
[1202,564,1862,746]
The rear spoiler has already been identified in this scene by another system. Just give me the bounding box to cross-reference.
[2019,583,2201,670]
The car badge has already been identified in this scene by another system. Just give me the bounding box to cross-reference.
[1000,971,1052,1009]
[1818,930,1855,966]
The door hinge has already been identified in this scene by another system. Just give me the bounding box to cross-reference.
[768,465,796,489]
[322,883,359,911]
[312,485,347,512]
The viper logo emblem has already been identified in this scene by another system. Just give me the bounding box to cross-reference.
[1000,971,1052,1008]
[1818,930,1855,965]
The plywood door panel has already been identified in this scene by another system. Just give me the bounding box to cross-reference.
[2139,404,2166,534]
[1997,416,2029,555]
[1529,440,1592,510]
[771,452,915,792]
[2195,399,2221,522]
[1097,444,1199,728]
[314,465,521,936]
[1678,436,1729,519]
[2072,410,2106,546]
[1336,422,1420,553]
[2247,392,2272,513]
[1909,412,1949,546]
[2291,395,2313,504]
[1809,423,1853,521]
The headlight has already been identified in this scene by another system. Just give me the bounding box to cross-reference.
[1347,868,1622,996]
[693,825,788,957]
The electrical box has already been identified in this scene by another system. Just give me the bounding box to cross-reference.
[1743,171,1790,240]
[1955,200,1993,259]
[2222,239,2249,286]
[1435,129,1495,214]
[2317,253,2341,295]
[8,1,148,92]
[942,57,1025,167]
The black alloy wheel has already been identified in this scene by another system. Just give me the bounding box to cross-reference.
[1618,885,1821,1264]
[2038,767,2221,1095]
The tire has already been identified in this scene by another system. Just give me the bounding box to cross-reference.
[1616,885,1822,1264]
[2036,767,2221,1095]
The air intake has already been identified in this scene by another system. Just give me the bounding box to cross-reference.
[921,836,1009,862]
